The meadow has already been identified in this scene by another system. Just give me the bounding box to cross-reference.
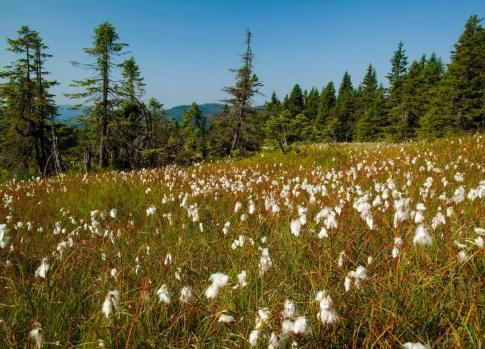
[1,135,484,348]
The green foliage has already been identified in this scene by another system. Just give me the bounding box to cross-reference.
[181,102,208,161]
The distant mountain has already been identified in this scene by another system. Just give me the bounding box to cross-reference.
[164,103,224,121]
[56,103,225,124]
[56,105,82,124]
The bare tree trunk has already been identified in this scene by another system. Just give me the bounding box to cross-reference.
[100,43,109,168]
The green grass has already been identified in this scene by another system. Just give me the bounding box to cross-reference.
[0,135,484,348]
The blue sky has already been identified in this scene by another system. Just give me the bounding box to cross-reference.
[1,0,483,107]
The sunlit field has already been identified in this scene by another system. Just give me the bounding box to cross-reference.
[1,135,484,348]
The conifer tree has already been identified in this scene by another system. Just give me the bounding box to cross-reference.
[0,26,58,175]
[304,87,319,119]
[328,72,355,142]
[421,16,484,137]
[354,64,386,141]
[386,41,409,141]
[68,22,127,168]
[181,102,208,160]
[286,84,304,117]
[223,30,263,155]
[314,81,336,140]
[118,57,145,102]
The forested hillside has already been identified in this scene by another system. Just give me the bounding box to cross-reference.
[0,16,484,178]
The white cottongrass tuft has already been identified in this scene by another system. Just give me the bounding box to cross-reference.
[259,248,273,274]
[109,208,117,218]
[179,286,193,303]
[35,258,50,279]
[0,223,9,248]
[156,284,171,304]
[233,270,247,289]
[205,272,229,299]
[255,307,270,329]
[402,343,429,349]
[393,198,410,228]
[146,205,157,216]
[249,329,260,346]
[392,237,403,258]
[344,265,367,292]
[282,316,309,335]
[290,219,302,237]
[218,313,235,323]
[102,290,120,317]
[29,321,43,349]
[316,290,339,325]
[413,225,432,246]
[282,299,297,319]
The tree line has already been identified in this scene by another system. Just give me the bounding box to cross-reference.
[0,15,483,177]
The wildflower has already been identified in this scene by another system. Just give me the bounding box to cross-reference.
[393,198,410,228]
[259,248,273,273]
[29,321,43,349]
[164,253,172,266]
[102,290,120,317]
[255,308,270,328]
[35,258,50,279]
[268,332,282,349]
[392,237,403,258]
[222,221,230,235]
[179,286,193,303]
[454,172,464,182]
[156,284,171,304]
[249,329,260,347]
[290,219,302,237]
[146,205,157,216]
[474,227,485,236]
[292,316,309,334]
[234,201,242,213]
[337,251,345,268]
[457,250,468,261]
[474,236,484,248]
[414,203,426,224]
[218,314,235,323]
[205,272,229,299]
[318,227,328,239]
[0,224,9,248]
[413,225,432,246]
[282,316,309,335]
[316,290,339,325]
[234,270,247,288]
[402,343,429,349]
[248,200,256,214]
[345,265,367,291]
[431,211,446,230]
[282,299,297,319]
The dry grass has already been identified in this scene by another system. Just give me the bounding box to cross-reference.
[0,135,484,348]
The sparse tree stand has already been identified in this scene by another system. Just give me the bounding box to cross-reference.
[0,26,58,176]
[68,22,127,169]
[224,30,263,156]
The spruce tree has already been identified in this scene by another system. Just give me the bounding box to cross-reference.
[354,64,386,141]
[314,81,336,141]
[223,30,263,155]
[421,16,484,137]
[181,102,208,160]
[386,41,409,141]
[328,72,355,142]
[0,26,58,175]
[286,84,304,117]
[68,22,127,168]
[445,15,484,130]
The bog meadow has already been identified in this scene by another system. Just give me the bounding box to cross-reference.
[0,2,484,348]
